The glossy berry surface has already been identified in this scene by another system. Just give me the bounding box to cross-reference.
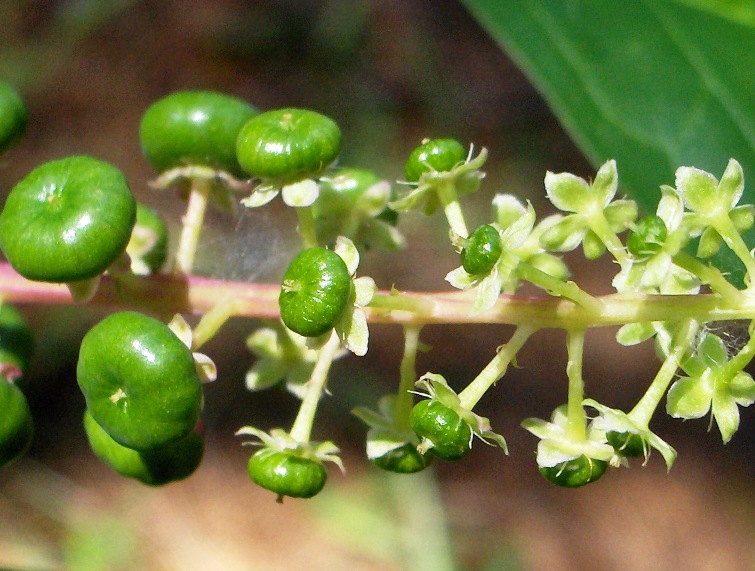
[404,138,466,182]
[410,399,472,461]
[0,82,27,154]
[236,108,342,182]
[0,380,33,468]
[279,247,351,338]
[0,156,136,283]
[461,224,502,274]
[77,311,202,451]
[140,90,257,176]
[247,448,327,499]
[539,455,607,488]
[371,442,432,474]
[606,430,645,458]
[84,410,203,486]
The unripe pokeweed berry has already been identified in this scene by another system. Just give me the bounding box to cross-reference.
[606,431,645,458]
[404,138,466,182]
[236,108,342,182]
[279,247,351,338]
[77,311,202,451]
[139,90,258,177]
[0,380,33,468]
[0,304,34,387]
[371,443,432,474]
[539,455,607,488]
[461,224,502,275]
[627,215,667,258]
[247,448,327,500]
[0,82,28,154]
[83,410,203,486]
[314,168,396,246]
[410,399,472,461]
[0,156,136,283]
[316,168,383,217]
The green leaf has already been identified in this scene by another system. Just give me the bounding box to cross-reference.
[460,0,755,216]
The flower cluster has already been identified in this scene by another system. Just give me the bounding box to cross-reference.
[1,83,753,499]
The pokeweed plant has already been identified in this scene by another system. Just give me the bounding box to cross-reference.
[1,82,754,500]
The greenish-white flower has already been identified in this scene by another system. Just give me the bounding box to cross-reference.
[235,426,344,471]
[584,399,676,470]
[522,405,617,469]
[353,394,419,460]
[389,146,487,215]
[246,323,345,399]
[446,195,568,314]
[541,160,637,259]
[666,331,755,443]
[613,187,700,295]
[675,159,754,259]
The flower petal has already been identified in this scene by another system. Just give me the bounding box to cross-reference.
[545,171,591,213]
[281,179,319,207]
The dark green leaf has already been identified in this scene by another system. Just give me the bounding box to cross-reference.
[460,0,755,214]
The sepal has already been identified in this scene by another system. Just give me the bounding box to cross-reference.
[167,314,217,383]
[584,399,676,470]
[414,373,507,453]
[522,405,616,468]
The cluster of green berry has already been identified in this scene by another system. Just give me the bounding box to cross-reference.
[0,84,35,471]
[0,82,753,500]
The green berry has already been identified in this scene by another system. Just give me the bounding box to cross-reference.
[627,215,667,258]
[539,455,607,488]
[606,431,645,458]
[316,168,383,216]
[77,311,202,451]
[0,82,27,154]
[461,224,502,274]
[140,90,258,177]
[279,247,351,338]
[0,156,136,283]
[404,138,466,182]
[236,108,342,182]
[0,380,33,468]
[0,304,34,386]
[247,448,327,500]
[314,168,389,245]
[410,399,472,461]
[371,443,432,474]
[83,410,203,486]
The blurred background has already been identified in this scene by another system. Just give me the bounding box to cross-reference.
[0,1,753,569]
